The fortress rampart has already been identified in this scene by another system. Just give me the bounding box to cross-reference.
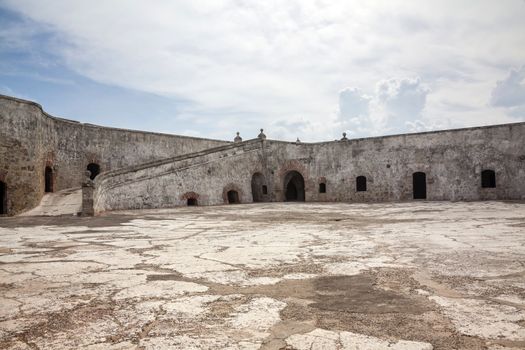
[0,94,524,216]
[0,95,229,215]
[92,122,525,214]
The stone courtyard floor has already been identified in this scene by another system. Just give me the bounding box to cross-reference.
[0,201,524,350]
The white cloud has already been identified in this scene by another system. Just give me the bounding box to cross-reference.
[339,88,371,120]
[2,0,525,140]
[338,77,430,137]
[491,66,525,108]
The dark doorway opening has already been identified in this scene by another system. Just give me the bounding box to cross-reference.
[227,190,239,204]
[412,172,426,199]
[251,172,266,202]
[319,183,326,193]
[481,169,496,188]
[284,171,305,201]
[45,166,53,193]
[187,198,198,206]
[87,163,100,180]
[0,181,6,215]
[356,176,367,192]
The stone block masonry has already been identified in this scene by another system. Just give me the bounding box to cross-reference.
[0,94,229,215]
[1,93,524,216]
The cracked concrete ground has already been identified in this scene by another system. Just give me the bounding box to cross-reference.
[0,201,524,349]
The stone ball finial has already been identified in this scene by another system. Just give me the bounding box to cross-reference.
[234,132,242,143]
[341,132,348,141]
[258,128,267,139]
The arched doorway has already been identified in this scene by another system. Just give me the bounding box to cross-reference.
[356,176,367,192]
[87,163,100,180]
[481,169,496,188]
[284,171,305,201]
[187,198,198,206]
[251,172,266,202]
[45,166,53,193]
[227,190,239,204]
[0,181,6,215]
[412,172,426,199]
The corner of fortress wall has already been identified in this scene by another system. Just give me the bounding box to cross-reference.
[0,94,230,215]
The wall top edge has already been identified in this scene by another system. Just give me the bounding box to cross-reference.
[265,121,525,146]
[2,93,523,145]
[0,94,231,144]
[96,138,263,181]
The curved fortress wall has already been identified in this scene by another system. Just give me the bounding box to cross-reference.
[93,122,525,214]
[0,95,229,215]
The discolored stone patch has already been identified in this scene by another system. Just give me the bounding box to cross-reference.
[310,274,428,314]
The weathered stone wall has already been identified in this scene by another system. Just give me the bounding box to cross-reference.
[93,140,264,213]
[92,122,525,214]
[265,122,525,202]
[0,97,53,214]
[0,94,229,215]
[2,93,524,216]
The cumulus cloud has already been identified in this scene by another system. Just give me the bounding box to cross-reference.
[491,66,525,108]
[338,88,371,120]
[1,1,525,140]
[338,77,431,137]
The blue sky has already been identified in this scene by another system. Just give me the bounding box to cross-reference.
[1,1,524,141]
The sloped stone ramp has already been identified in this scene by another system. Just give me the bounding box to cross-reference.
[19,187,81,216]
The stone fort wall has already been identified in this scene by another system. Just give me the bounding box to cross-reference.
[265,123,525,203]
[92,122,525,214]
[1,93,524,216]
[0,95,229,215]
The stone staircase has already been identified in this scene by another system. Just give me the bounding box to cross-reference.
[92,138,264,213]
[96,138,262,190]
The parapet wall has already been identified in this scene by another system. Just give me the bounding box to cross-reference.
[91,121,525,214]
[265,122,525,202]
[0,94,229,215]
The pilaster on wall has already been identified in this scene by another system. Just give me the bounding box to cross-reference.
[258,138,274,202]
